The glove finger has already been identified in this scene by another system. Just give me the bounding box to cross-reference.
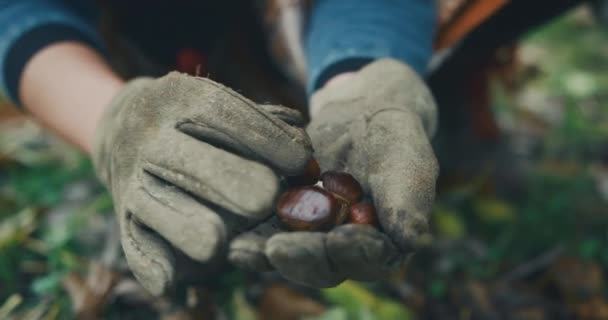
[265,232,345,288]
[142,129,279,222]
[363,110,439,252]
[160,74,312,175]
[120,210,175,296]
[326,224,403,281]
[306,109,353,172]
[129,178,227,263]
[257,104,306,127]
[228,216,282,272]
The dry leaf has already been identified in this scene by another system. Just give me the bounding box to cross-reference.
[548,257,603,303]
[576,296,608,320]
[258,284,325,320]
[62,262,119,320]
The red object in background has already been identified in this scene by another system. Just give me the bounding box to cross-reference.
[176,48,207,76]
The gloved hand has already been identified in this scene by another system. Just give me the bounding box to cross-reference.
[229,59,438,287]
[92,72,312,295]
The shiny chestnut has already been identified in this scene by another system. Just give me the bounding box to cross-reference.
[348,203,378,227]
[276,186,347,231]
[321,171,363,203]
[286,159,321,187]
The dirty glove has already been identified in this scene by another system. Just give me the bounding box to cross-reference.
[92,72,312,295]
[229,59,438,287]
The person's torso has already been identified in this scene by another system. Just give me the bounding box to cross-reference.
[101,0,254,66]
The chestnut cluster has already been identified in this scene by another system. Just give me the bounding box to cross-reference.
[276,160,378,232]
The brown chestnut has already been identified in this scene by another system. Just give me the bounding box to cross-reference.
[276,186,348,231]
[348,203,378,227]
[286,159,321,186]
[321,171,363,204]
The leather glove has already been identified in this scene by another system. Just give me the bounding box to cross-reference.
[92,72,312,295]
[229,59,438,287]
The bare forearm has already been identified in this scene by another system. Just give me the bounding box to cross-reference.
[19,42,124,154]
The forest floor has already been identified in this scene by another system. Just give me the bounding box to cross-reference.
[1,5,608,320]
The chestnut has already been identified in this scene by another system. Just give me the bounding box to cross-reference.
[321,171,363,204]
[275,186,348,231]
[286,159,321,187]
[348,203,378,226]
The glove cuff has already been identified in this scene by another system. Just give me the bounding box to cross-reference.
[92,77,154,186]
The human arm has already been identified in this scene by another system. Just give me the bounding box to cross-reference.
[20,42,124,153]
[0,0,115,153]
[1,1,315,295]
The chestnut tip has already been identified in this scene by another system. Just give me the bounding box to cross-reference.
[321,171,363,203]
[285,159,321,187]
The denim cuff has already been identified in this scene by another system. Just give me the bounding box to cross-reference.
[313,57,374,92]
[0,2,102,107]
[305,0,436,96]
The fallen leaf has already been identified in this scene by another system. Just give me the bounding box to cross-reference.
[0,208,38,250]
[547,257,603,303]
[258,284,326,320]
[510,306,547,320]
[232,290,256,320]
[432,206,466,239]
[474,196,516,223]
[576,296,608,320]
[322,281,413,320]
[62,262,119,320]
[304,308,348,320]
[0,294,22,319]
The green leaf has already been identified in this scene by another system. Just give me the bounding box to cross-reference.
[563,71,597,98]
[376,301,413,320]
[322,281,376,317]
[321,282,412,320]
[580,238,600,260]
[429,279,446,299]
[473,196,516,223]
[31,272,64,295]
[0,207,37,250]
[305,308,348,320]
[432,206,466,239]
[231,290,256,320]
[0,294,22,318]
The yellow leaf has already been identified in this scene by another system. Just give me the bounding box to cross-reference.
[474,196,515,223]
[322,281,412,319]
[0,208,37,250]
[432,206,466,239]
[0,294,22,318]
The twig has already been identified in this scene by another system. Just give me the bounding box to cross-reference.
[500,246,564,282]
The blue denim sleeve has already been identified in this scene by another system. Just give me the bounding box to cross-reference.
[305,0,436,95]
[0,0,101,106]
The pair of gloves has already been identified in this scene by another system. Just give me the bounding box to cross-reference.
[92,59,439,295]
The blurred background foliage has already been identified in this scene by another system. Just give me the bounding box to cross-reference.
[1,5,608,320]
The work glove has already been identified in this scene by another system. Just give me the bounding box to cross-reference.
[92,72,312,295]
[229,59,438,287]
